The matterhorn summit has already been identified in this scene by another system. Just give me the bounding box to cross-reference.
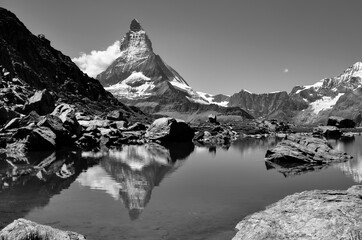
[97,19,252,122]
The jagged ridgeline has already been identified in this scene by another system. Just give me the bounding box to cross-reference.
[0,7,144,119]
[96,19,253,122]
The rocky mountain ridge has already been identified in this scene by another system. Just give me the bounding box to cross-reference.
[220,61,362,125]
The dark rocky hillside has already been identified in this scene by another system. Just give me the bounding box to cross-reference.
[228,90,307,120]
[0,7,145,120]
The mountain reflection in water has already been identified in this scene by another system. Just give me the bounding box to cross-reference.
[0,150,95,228]
[1,137,362,239]
[332,136,362,183]
[78,142,194,220]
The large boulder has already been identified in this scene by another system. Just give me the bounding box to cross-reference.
[106,109,127,121]
[145,117,194,142]
[327,116,356,128]
[22,89,55,115]
[51,104,81,136]
[233,185,362,240]
[11,126,56,151]
[0,218,86,240]
[37,115,71,146]
[265,134,352,164]
[313,126,342,139]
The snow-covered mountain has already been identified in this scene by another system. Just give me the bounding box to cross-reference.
[97,19,252,122]
[292,62,362,125]
[224,62,362,125]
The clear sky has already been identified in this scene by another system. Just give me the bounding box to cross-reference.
[3,0,362,94]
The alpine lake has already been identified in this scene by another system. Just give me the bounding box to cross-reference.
[1,135,361,240]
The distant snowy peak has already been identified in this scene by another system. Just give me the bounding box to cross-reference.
[120,19,153,56]
[98,19,231,108]
[335,61,362,83]
[97,19,189,88]
[197,92,230,107]
[292,61,362,95]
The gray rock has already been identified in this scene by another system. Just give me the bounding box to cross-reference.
[23,89,55,115]
[10,126,56,151]
[26,127,56,151]
[126,122,147,131]
[106,109,126,121]
[233,185,362,240]
[145,117,194,142]
[37,115,71,146]
[78,119,110,128]
[4,117,21,130]
[327,116,356,128]
[208,114,217,124]
[265,134,352,164]
[51,104,81,136]
[313,126,342,139]
[0,106,20,125]
[0,218,86,240]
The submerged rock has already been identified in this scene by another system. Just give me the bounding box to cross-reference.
[265,134,352,164]
[0,218,86,240]
[233,185,362,240]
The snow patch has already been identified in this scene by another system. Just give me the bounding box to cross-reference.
[310,93,344,114]
[123,71,150,84]
[243,89,252,94]
[105,72,155,99]
[295,80,324,94]
[197,91,229,107]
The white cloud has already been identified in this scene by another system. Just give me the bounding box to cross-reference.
[72,41,121,78]
[283,68,289,73]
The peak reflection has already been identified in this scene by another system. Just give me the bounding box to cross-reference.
[77,142,194,220]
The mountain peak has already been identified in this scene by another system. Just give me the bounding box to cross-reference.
[130,19,142,32]
[351,61,362,71]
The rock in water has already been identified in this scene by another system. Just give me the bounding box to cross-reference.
[327,116,356,128]
[145,117,194,142]
[313,126,342,139]
[265,134,352,164]
[233,185,362,240]
[22,89,55,115]
[0,218,86,240]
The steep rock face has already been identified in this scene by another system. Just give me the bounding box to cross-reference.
[228,90,307,120]
[291,62,362,125]
[96,20,253,122]
[329,87,362,126]
[0,7,144,120]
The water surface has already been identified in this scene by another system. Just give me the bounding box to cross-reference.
[0,137,361,240]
